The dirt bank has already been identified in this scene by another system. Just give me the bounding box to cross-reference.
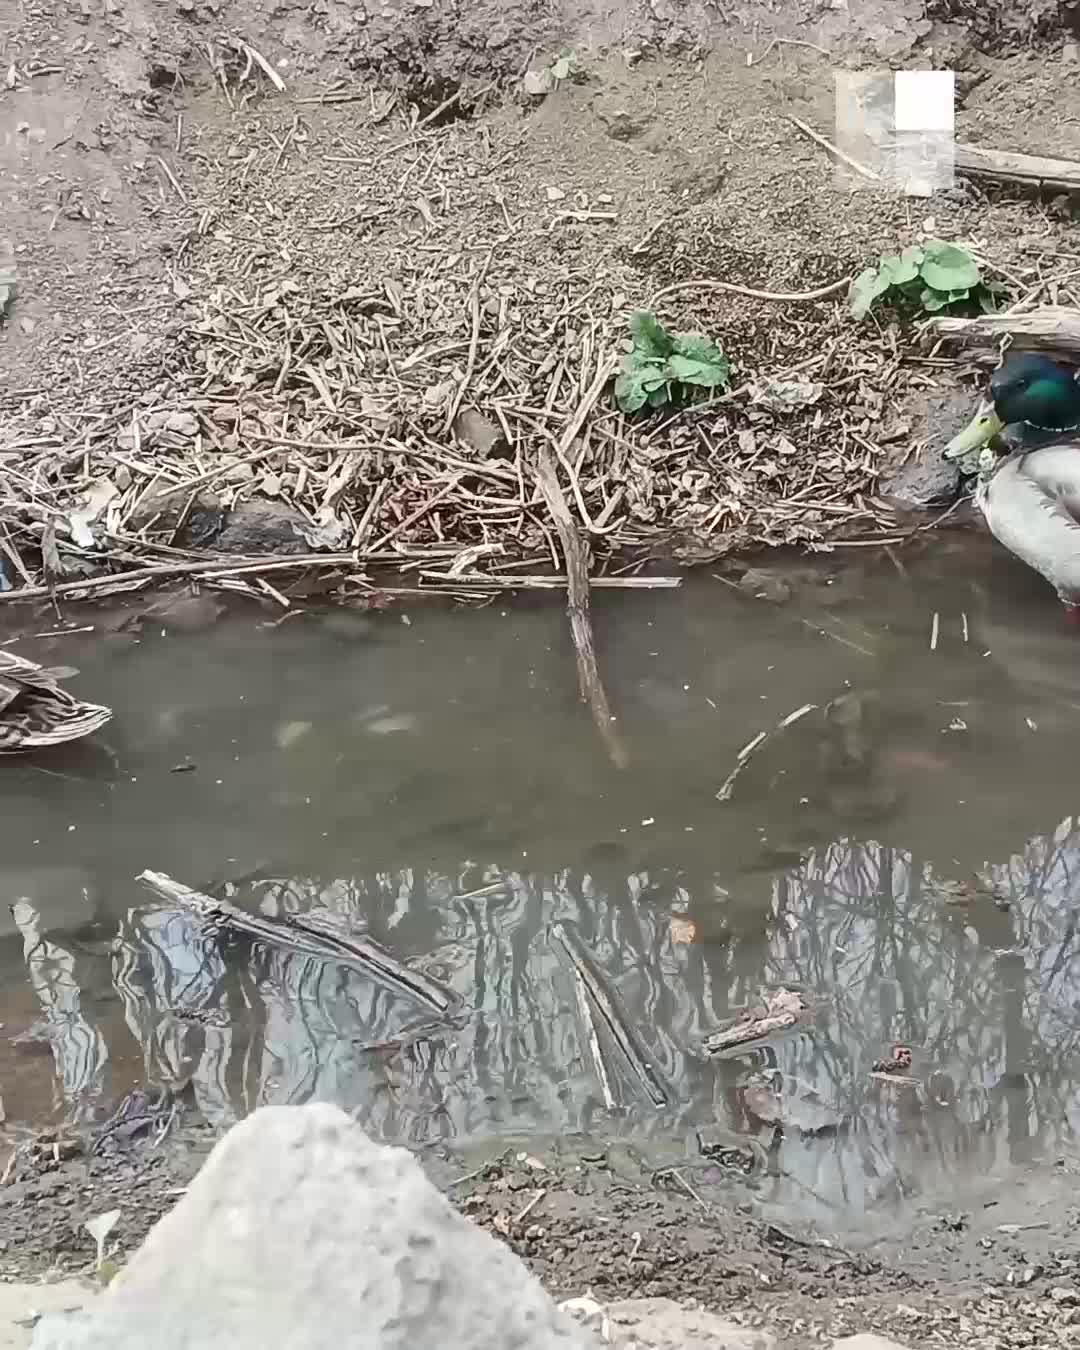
[4,1118,1080,1349]
[2,1,1080,609]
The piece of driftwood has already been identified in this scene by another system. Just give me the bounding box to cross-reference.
[534,449,629,770]
[928,305,1080,356]
[137,869,461,1018]
[703,987,817,1057]
[550,920,671,1108]
[955,143,1080,194]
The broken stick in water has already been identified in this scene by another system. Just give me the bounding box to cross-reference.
[703,987,818,1057]
[534,447,628,769]
[551,920,671,1108]
[136,869,461,1018]
[714,702,819,802]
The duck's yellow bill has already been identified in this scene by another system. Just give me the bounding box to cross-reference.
[943,402,1004,460]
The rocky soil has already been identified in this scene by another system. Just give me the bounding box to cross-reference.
[4,1112,1080,1349]
[1,0,1080,604]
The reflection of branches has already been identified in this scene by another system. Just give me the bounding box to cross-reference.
[23,810,1075,1214]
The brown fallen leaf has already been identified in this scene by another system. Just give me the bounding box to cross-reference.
[669,916,696,944]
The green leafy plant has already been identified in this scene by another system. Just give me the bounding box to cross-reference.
[614,311,731,414]
[849,240,1002,320]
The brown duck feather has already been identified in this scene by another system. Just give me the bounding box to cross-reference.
[0,650,112,752]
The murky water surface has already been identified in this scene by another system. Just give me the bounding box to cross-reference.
[3,543,1080,1234]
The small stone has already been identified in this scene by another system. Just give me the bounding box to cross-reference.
[452,408,507,459]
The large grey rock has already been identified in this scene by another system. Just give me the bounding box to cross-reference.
[0,1282,92,1350]
[604,1299,775,1350]
[31,1105,589,1350]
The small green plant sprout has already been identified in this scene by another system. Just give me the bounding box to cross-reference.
[849,240,1003,320]
[614,311,731,415]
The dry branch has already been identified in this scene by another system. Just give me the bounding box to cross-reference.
[927,305,1080,356]
[534,448,628,770]
[955,143,1080,193]
[550,920,671,1108]
[703,987,817,1057]
[137,869,462,1018]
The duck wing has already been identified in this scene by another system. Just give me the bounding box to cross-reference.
[0,650,111,752]
[984,448,1080,596]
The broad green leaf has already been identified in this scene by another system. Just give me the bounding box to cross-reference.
[647,384,670,408]
[629,310,673,358]
[623,347,666,373]
[848,266,891,320]
[615,363,668,413]
[614,369,650,413]
[919,240,981,291]
[901,244,925,268]
[672,333,725,365]
[665,352,731,388]
[551,55,573,81]
[920,288,948,311]
[946,288,970,302]
[880,253,919,286]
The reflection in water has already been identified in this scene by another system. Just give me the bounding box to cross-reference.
[2,549,1080,1227]
[12,902,109,1123]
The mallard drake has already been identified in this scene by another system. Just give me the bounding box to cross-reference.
[0,650,112,752]
[945,352,1080,619]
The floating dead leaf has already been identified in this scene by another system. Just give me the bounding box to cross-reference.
[737,567,791,604]
[669,916,696,944]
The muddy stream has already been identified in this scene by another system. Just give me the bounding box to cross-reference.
[3,545,1080,1251]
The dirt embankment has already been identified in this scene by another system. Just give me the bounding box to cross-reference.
[4,1118,1080,1350]
[1,0,1079,615]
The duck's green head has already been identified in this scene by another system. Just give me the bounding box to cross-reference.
[944,353,1080,460]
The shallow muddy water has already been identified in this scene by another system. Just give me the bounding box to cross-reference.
[3,540,1080,1238]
